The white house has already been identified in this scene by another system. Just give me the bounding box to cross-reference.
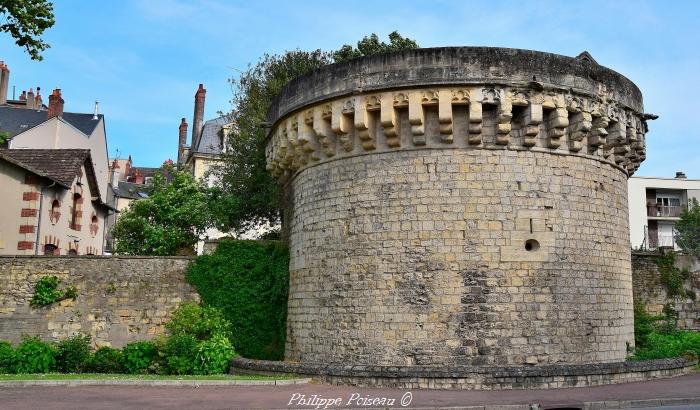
[628,172,700,250]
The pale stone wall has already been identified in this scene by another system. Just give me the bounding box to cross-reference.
[632,252,700,331]
[287,149,633,366]
[266,47,649,369]
[0,256,198,347]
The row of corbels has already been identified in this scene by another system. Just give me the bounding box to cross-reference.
[266,87,647,177]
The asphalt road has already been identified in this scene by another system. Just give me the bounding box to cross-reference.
[0,373,698,409]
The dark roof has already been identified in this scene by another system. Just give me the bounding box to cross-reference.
[192,115,232,155]
[0,148,90,188]
[112,180,150,200]
[0,106,103,138]
[129,167,160,178]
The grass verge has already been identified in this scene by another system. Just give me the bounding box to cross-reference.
[0,373,294,381]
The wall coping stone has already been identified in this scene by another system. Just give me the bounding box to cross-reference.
[230,357,697,383]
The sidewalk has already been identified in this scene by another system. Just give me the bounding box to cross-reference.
[0,373,698,409]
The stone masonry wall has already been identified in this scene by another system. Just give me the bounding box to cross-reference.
[287,148,634,367]
[632,252,700,331]
[0,256,198,347]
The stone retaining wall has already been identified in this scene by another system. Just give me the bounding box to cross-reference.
[0,255,198,347]
[230,357,697,390]
[632,252,700,330]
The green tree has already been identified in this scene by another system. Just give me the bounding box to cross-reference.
[333,31,419,63]
[111,169,209,255]
[210,32,418,237]
[675,198,700,256]
[1,0,55,60]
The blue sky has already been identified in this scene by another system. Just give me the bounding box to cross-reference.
[1,1,698,176]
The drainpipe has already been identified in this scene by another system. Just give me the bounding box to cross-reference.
[34,181,56,255]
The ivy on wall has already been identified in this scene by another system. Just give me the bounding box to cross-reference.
[30,276,76,307]
[655,252,696,301]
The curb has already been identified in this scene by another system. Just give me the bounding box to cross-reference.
[584,396,700,409]
[0,378,311,387]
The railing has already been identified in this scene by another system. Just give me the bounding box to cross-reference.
[644,229,677,250]
[647,204,686,217]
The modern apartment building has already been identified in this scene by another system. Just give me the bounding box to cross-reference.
[628,173,700,250]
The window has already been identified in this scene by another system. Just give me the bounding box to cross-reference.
[43,244,57,256]
[70,193,82,230]
[89,214,99,237]
[49,199,61,224]
[656,196,682,217]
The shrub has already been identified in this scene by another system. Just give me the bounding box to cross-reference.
[632,330,700,360]
[122,341,158,374]
[86,347,123,373]
[30,276,76,307]
[55,333,91,373]
[166,302,230,341]
[186,240,289,360]
[161,334,198,375]
[193,334,235,375]
[0,341,14,373]
[13,336,55,373]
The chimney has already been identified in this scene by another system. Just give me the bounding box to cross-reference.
[47,89,64,118]
[132,169,144,185]
[177,117,188,164]
[27,88,35,109]
[191,84,206,149]
[124,156,131,180]
[19,90,26,101]
[93,100,99,120]
[0,62,8,105]
[675,171,687,179]
[35,87,42,108]
[110,158,120,185]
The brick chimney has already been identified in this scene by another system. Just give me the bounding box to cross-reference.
[47,89,64,118]
[35,87,42,107]
[26,88,35,109]
[177,117,188,165]
[191,84,206,149]
[0,62,8,105]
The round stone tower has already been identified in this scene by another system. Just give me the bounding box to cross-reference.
[265,47,648,368]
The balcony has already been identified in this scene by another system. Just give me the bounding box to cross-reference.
[647,204,686,218]
[646,231,677,250]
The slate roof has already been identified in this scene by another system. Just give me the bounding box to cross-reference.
[112,181,150,200]
[0,148,91,188]
[128,167,160,179]
[0,106,103,138]
[192,115,232,155]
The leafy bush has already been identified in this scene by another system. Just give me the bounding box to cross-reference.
[13,336,55,373]
[86,347,123,373]
[655,252,692,300]
[0,341,14,373]
[193,334,234,375]
[30,276,76,307]
[55,333,91,373]
[166,302,230,341]
[161,334,197,375]
[186,240,289,360]
[675,198,700,256]
[122,341,158,374]
[632,330,700,361]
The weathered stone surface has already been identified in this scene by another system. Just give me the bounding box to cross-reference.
[632,252,700,331]
[230,357,697,390]
[266,47,647,371]
[0,256,198,347]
